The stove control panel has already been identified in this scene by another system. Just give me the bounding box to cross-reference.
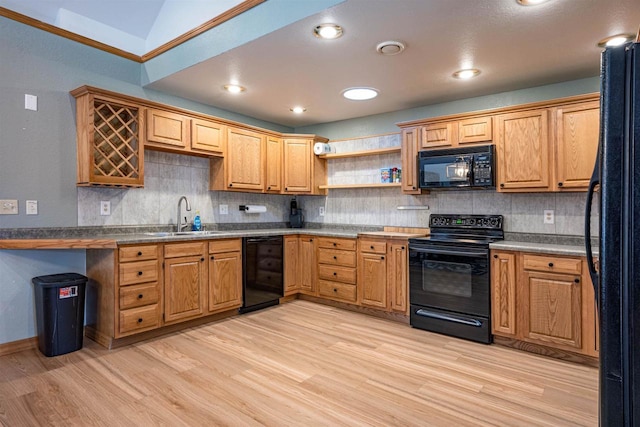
[429,214,503,230]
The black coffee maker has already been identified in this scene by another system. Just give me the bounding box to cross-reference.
[289,198,304,228]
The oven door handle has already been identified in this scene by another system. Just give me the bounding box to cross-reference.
[411,247,488,257]
[415,309,483,327]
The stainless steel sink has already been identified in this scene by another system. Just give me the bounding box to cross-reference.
[144,230,222,237]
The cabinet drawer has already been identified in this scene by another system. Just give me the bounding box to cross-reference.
[318,249,356,268]
[119,282,159,310]
[523,254,582,275]
[317,237,356,251]
[119,260,159,286]
[165,241,206,258]
[318,280,357,302]
[318,264,356,284]
[119,245,158,262]
[119,304,160,334]
[358,239,386,254]
[209,239,242,254]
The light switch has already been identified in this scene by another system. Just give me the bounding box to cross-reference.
[0,199,18,215]
[25,94,38,111]
[26,200,38,215]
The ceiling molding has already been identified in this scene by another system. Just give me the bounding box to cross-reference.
[0,6,142,62]
[141,0,266,62]
[0,0,266,63]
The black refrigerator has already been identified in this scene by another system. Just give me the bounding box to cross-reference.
[585,41,640,426]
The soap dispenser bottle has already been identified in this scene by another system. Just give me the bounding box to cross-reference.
[192,210,201,231]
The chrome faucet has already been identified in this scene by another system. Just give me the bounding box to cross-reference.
[176,196,192,232]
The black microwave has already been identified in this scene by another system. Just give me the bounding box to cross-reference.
[418,144,495,190]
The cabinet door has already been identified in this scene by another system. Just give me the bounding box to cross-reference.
[554,101,600,190]
[164,255,206,323]
[359,252,387,308]
[401,127,421,194]
[299,237,317,294]
[283,138,312,193]
[284,236,300,295]
[146,108,190,148]
[491,251,517,337]
[265,136,282,193]
[191,118,225,154]
[422,122,457,148]
[208,251,242,312]
[389,243,408,313]
[76,94,144,187]
[496,109,550,191]
[520,270,582,351]
[226,127,265,191]
[458,116,493,145]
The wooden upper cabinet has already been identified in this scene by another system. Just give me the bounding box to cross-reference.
[422,122,457,148]
[401,127,421,194]
[458,116,492,145]
[491,251,517,337]
[496,109,550,191]
[283,138,312,193]
[72,89,144,187]
[225,127,265,191]
[191,118,226,155]
[265,136,282,193]
[146,108,190,149]
[554,101,600,191]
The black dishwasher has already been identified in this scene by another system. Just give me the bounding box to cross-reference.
[240,236,284,313]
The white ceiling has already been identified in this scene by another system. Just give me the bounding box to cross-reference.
[2,0,639,128]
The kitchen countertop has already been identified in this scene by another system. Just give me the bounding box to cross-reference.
[490,240,596,257]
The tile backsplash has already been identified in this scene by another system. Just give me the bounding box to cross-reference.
[78,137,599,237]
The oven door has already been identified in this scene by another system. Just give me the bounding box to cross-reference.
[409,243,489,317]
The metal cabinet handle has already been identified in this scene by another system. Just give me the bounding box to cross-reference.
[137,318,143,323]
[211,256,215,260]
[493,254,498,258]
[558,182,563,187]
[137,251,142,256]
[138,271,143,276]
[138,294,143,299]
[381,256,385,260]
[229,183,233,187]
[333,272,337,276]
[500,183,505,188]
[201,258,205,262]
[574,278,580,283]
[548,262,554,267]
[267,186,271,190]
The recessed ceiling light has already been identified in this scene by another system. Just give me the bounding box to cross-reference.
[223,84,245,93]
[597,33,635,48]
[313,23,343,40]
[376,41,406,56]
[452,69,481,79]
[516,0,551,5]
[290,106,306,114]
[342,87,378,101]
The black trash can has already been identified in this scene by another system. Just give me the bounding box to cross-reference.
[32,273,87,357]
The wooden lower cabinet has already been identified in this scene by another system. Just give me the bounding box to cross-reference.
[283,235,300,295]
[357,237,409,313]
[317,237,357,303]
[490,250,598,357]
[163,242,207,324]
[208,239,242,313]
[299,236,317,295]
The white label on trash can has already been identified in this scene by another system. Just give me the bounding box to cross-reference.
[59,286,78,299]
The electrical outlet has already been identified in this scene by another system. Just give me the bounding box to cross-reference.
[543,209,554,224]
[100,200,111,216]
[26,200,38,215]
[219,204,228,215]
[25,94,37,111]
[319,206,325,216]
[0,199,18,215]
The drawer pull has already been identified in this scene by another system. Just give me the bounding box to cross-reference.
[333,288,337,292]
[574,278,580,283]
[138,294,143,299]
[138,271,143,276]
[333,242,337,246]
[333,272,337,276]
[137,251,142,256]
[370,245,374,249]
[548,262,554,267]
[137,318,143,323]
[333,256,337,260]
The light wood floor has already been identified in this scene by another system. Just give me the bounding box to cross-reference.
[0,300,598,426]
